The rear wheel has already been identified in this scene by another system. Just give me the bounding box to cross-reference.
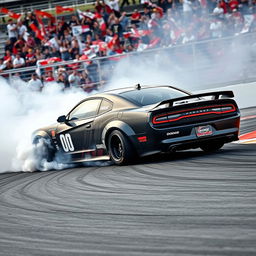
[107,130,135,165]
[200,141,224,152]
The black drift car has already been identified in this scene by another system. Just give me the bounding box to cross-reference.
[33,85,240,166]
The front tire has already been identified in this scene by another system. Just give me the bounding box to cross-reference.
[33,136,55,170]
[107,130,135,165]
[200,141,224,152]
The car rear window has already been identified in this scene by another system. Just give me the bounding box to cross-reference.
[120,87,189,106]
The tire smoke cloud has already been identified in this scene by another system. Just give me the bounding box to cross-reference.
[0,77,85,173]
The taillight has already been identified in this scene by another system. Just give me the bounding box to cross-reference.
[138,136,147,142]
[152,104,236,124]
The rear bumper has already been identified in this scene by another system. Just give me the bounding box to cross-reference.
[133,114,240,157]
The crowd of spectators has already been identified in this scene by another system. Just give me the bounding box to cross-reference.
[0,0,256,91]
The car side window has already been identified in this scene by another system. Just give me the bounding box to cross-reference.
[98,99,113,115]
[69,99,101,120]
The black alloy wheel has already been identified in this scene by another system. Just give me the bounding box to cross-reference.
[108,130,135,165]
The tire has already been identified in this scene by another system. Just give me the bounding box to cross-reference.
[200,141,224,152]
[107,130,135,165]
[33,136,55,170]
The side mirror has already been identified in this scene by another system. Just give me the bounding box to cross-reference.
[57,115,67,123]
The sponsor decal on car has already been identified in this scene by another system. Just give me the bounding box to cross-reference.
[196,125,213,137]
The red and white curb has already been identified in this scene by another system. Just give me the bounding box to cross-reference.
[234,131,256,144]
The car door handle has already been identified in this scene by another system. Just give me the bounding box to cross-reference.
[85,124,91,128]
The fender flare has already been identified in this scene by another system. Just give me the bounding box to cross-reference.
[102,120,136,147]
[32,130,52,144]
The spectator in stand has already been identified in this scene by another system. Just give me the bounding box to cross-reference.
[210,17,223,38]
[143,5,152,18]
[28,73,43,91]
[111,18,123,37]
[56,18,69,39]
[68,70,81,88]
[61,30,72,43]
[17,20,27,39]
[0,59,6,72]
[59,41,71,60]
[50,47,61,58]
[213,1,225,18]
[45,20,57,37]
[35,48,44,61]
[13,54,25,69]
[131,9,141,25]
[26,48,37,66]
[13,35,26,54]
[158,0,173,13]
[4,39,13,52]
[69,15,80,27]
[219,0,228,14]
[44,70,55,82]
[7,19,18,46]
[26,34,36,49]
[69,38,80,59]
[229,0,239,11]
[57,72,66,87]
[43,48,51,59]
[92,21,102,40]
[57,67,69,88]
[3,50,13,68]
[20,45,28,59]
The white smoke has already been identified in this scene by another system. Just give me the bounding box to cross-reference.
[0,77,86,173]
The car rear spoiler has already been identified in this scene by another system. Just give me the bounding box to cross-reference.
[153,91,234,109]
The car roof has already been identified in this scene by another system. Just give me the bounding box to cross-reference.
[90,85,190,98]
[103,84,188,95]
[68,85,190,113]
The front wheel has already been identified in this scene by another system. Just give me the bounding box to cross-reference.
[33,136,55,170]
[200,141,224,152]
[107,130,135,165]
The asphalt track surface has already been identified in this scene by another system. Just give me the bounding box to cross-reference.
[0,108,256,256]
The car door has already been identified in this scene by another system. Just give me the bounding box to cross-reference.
[57,99,102,155]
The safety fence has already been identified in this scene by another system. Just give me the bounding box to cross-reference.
[1,32,256,91]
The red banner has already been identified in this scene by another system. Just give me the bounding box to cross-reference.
[34,10,55,23]
[56,6,74,14]
[35,14,47,38]
[29,23,44,40]
[0,7,21,19]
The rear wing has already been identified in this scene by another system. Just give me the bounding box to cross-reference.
[153,91,234,109]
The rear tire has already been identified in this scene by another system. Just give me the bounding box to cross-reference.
[107,130,135,165]
[200,141,224,152]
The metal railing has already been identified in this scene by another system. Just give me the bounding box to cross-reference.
[1,32,256,90]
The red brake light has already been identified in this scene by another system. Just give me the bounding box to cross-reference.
[153,104,236,125]
[138,136,147,142]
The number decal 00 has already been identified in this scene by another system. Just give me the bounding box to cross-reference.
[60,134,75,152]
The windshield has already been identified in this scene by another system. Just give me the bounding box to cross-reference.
[120,87,189,106]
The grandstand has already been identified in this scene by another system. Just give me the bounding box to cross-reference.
[0,0,256,90]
